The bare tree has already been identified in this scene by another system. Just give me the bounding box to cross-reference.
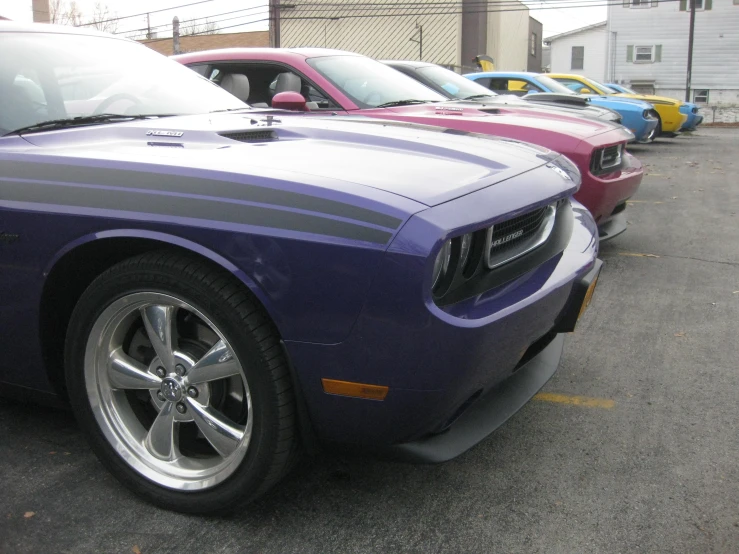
[87,2,119,33]
[49,0,83,26]
[181,18,219,36]
[49,1,119,33]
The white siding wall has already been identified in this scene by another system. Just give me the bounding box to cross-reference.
[607,0,739,103]
[488,7,530,71]
[548,25,608,81]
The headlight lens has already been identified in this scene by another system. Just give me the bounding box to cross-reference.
[459,233,473,271]
[432,239,452,290]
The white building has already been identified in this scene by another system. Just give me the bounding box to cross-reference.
[279,0,531,72]
[545,22,608,82]
[606,0,739,110]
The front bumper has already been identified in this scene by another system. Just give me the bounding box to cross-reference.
[575,150,643,228]
[384,257,601,462]
[286,190,599,452]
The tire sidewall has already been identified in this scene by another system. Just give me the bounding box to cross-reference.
[65,260,284,513]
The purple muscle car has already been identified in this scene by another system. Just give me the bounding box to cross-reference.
[0,23,601,513]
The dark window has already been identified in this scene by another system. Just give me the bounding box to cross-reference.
[571,46,584,70]
[693,89,709,103]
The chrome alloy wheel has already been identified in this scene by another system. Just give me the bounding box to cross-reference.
[84,292,253,491]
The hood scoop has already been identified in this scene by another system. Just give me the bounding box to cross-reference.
[478,108,501,114]
[220,130,278,143]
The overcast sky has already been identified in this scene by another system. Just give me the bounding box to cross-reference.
[0,0,607,40]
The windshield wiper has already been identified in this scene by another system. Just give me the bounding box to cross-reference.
[4,113,175,137]
[375,99,431,108]
[461,94,496,101]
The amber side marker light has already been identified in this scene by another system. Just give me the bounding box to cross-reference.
[321,378,389,400]
[578,275,599,321]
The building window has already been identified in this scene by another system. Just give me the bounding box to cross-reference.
[530,32,537,56]
[627,44,662,63]
[571,46,584,70]
[693,89,709,103]
[680,0,711,10]
[624,0,659,8]
[635,46,654,62]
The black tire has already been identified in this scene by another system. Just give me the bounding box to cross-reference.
[65,250,298,513]
[650,116,662,142]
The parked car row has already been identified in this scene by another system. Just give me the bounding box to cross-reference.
[0,23,691,514]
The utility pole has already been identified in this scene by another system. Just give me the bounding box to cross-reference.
[410,24,423,61]
[173,16,181,55]
[269,0,281,48]
[146,13,151,40]
[685,0,696,101]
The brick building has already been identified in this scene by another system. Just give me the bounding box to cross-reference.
[140,30,269,57]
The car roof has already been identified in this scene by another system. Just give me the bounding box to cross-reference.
[0,20,127,41]
[464,71,541,78]
[172,47,362,63]
[380,60,435,69]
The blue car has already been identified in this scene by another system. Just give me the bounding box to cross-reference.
[466,71,660,143]
[0,23,601,512]
[607,83,703,131]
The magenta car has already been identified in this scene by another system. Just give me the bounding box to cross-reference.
[174,49,644,241]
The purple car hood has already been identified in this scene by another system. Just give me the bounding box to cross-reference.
[15,112,572,207]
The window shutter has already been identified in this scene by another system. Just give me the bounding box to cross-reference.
[705,0,712,9]
[655,45,662,62]
[627,45,634,62]
[679,0,687,10]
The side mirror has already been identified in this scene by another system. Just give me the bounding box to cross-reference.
[272,91,308,111]
[579,87,592,94]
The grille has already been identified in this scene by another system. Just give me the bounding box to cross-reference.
[220,130,278,142]
[486,204,556,269]
[488,207,547,256]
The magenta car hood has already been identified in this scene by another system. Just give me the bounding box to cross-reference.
[366,103,622,141]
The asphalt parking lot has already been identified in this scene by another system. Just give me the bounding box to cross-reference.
[1,127,738,554]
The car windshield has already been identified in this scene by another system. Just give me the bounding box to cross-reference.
[616,85,637,94]
[416,65,497,99]
[584,77,618,94]
[534,75,579,95]
[0,31,246,134]
[306,55,446,108]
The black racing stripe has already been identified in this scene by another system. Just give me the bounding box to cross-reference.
[0,181,394,245]
[1,161,403,230]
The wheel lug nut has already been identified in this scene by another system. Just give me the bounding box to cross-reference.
[187,386,199,398]
[176,402,187,414]
[155,366,166,378]
[156,391,166,402]
[175,364,186,376]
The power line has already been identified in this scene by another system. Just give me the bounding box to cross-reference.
[115,4,267,35]
[133,0,679,44]
[75,0,222,27]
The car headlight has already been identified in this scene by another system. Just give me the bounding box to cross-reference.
[590,144,623,175]
[459,233,473,271]
[432,239,453,290]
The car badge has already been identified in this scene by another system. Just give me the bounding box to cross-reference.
[546,163,572,181]
[435,106,464,115]
[146,130,184,137]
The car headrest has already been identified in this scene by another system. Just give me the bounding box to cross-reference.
[219,73,250,102]
[274,72,301,94]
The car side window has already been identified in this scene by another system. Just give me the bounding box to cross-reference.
[471,77,492,89]
[210,63,336,110]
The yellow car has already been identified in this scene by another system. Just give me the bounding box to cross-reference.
[548,73,687,135]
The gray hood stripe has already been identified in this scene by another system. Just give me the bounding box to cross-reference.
[0,180,394,245]
[1,161,403,230]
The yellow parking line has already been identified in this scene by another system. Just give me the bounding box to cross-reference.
[533,392,615,409]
